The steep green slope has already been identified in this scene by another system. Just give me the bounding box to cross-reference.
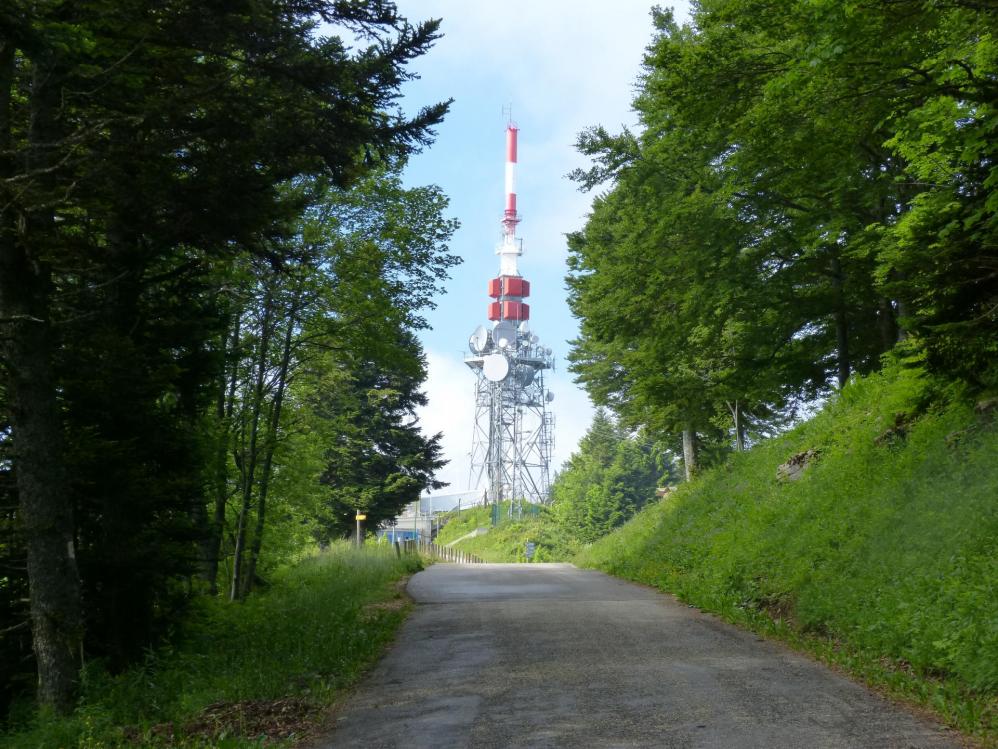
[437,504,578,562]
[434,504,494,545]
[575,366,997,741]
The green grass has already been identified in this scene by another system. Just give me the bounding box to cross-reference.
[575,365,998,744]
[433,504,494,546]
[437,503,578,562]
[3,544,423,748]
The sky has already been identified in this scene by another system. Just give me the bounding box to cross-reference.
[385,1,693,494]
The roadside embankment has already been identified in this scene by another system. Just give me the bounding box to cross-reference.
[435,503,578,562]
[576,367,997,744]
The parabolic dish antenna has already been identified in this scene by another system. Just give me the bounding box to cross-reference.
[469,325,488,354]
[483,353,510,382]
[546,391,555,402]
[518,320,530,335]
[493,320,517,350]
[515,365,536,387]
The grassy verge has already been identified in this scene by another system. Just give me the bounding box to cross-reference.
[3,544,422,748]
[575,365,998,744]
[437,504,578,562]
[434,504,494,546]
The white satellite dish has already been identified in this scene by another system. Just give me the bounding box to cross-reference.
[483,353,510,382]
[493,320,516,351]
[518,320,530,335]
[469,325,488,354]
[529,334,539,345]
[546,391,555,402]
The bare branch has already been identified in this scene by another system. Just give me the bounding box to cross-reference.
[0,620,30,637]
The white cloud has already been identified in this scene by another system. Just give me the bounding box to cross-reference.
[546,367,595,475]
[401,0,663,116]
[417,349,476,493]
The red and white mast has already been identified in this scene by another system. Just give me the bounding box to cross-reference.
[487,123,529,322]
[466,119,554,509]
[501,124,521,273]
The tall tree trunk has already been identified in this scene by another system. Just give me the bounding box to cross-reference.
[681,427,698,482]
[230,295,273,601]
[894,274,910,342]
[876,296,899,353]
[727,400,744,452]
[896,301,909,340]
[0,48,83,713]
[829,254,850,388]
[205,314,240,594]
[240,307,296,598]
[1,298,82,713]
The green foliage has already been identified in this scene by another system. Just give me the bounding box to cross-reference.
[874,7,998,386]
[299,175,457,540]
[433,504,495,546]
[310,331,447,540]
[551,410,672,544]
[567,0,998,466]
[438,410,674,560]
[208,174,457,600]
[1,0,456,713]
[2,545,422,748]
[576,366,998,740]
[436,504,580,563]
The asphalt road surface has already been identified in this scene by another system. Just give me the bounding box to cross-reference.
[318,563,960,748]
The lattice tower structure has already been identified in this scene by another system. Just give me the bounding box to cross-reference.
[465,124,555,518]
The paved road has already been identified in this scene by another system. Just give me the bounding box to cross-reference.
[319,563,960,748]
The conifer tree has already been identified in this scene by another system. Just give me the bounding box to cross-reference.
[0,0,450,712]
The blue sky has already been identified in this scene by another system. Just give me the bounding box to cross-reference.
[387,1,693,492]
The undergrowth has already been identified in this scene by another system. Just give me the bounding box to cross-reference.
[3,544,422,748]
[575,364,998,743]
[438,504,578,562]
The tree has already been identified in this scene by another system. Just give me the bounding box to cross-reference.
[0,0,449,712]
[552,410,670,544]
[312,332,446,541]
[567,1,998,472]
[871,1,998,385]
[567,109,823,477]
[210,173,457,598]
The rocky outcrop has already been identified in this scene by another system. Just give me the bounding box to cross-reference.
[776,449,820,482]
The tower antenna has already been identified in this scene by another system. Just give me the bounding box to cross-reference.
[465,119,555,519]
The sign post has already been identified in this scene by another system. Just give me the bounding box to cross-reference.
[525,541,536,562]
[355,512,366,548]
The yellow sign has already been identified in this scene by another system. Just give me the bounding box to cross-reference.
[355,514,366,521]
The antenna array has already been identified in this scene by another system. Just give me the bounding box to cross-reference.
[465,125,555,516]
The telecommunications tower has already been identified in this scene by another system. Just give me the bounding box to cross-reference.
[466,123,555,515]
